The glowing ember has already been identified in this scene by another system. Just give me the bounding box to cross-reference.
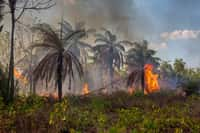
[49,91,59,100]
[82,83,90,95]
[144,64,160,94]
[128,86,135,95]
[39,91,49,97]
[39,90,58,99]
[14,68,28,84]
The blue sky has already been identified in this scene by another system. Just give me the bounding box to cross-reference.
[134,0,200,67]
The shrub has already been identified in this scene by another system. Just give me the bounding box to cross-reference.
[182,80,200,96]
[117,107,144,128]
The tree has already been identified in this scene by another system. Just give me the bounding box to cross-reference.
[0,0,4,32]
[5,0,55,102]
[31,23,84,101]
[173,58,186,86]
[93,28,132,88]
[126,40,160,91]
[61,20,95,64]
[174,58,186,75]
[159,61,175,80]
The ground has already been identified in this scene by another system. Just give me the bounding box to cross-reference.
[0,91,200,133]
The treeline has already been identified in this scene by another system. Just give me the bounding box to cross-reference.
[0,1,199,103]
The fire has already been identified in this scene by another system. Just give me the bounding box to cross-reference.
[49,91,59,100]
[144,64,160,94]
[14,68,28,84]
[128,86,135,95]
[82,83,90,95]
[39,90,58,100]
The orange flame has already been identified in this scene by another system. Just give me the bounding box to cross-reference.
[144,64,160,94]
[39,90,58,100]
[82,83,90,95]
[49,91,59,100]
[128,86,135,95]
[14,68,28,84]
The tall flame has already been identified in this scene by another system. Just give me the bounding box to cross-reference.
[144,64,160,94]
[82,83,90,95]
[14,68,28,84]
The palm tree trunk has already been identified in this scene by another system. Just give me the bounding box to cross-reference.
[29,55,33,94]
[110,66,114,88]
[57,53,63,101]
[141,65,145,93]
[8,7,15,102]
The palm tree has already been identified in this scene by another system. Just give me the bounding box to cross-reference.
[93,28,132,88]
[61,20,95,64]
[31,23,84,101]
[173,58,186,86]
[159,61,175,80]
[126,40,160,92]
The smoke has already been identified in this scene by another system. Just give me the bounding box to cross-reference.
[60,0,152,40]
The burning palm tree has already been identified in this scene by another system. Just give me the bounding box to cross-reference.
[126,40,160,93]
[93,28,132,88]
[61,20,95,93]
[31,23,84,101]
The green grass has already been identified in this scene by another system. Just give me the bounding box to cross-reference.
[0,91,200,133]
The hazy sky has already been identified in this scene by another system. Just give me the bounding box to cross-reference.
[4,0,200,67]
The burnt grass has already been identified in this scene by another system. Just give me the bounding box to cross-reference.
[0,91,200,133]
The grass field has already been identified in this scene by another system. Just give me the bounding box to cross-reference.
[0,91,200,133]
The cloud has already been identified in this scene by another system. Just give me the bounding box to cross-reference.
[149,42,168,50]
[161,30,200,40]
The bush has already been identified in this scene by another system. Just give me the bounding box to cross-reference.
[182,80,200,96]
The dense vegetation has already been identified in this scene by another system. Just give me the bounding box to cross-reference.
[0,92,199,133]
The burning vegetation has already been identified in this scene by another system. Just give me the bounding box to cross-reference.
[14,68,28,85]
[144,64,160,94]
[0,1,200,132]
[82,83,90,95]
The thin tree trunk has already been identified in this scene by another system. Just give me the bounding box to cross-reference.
[57,53,63,101]
[8,8,15,102]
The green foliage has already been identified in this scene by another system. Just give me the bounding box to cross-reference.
[108,125,126,133]
[182,80,200,96]
[89,96,111,111]
[0,93,200,132]
[117,107,143,128]
[133,90,145,97]
[49,98,68,126]
[174,59,186,75]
